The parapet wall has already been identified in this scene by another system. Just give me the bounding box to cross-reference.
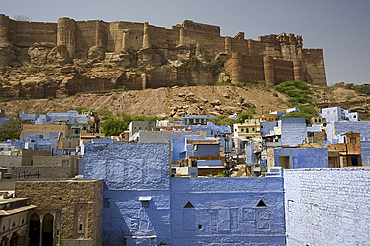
[284,168,370,246]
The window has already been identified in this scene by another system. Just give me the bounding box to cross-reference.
[350,137,356,144]
[256,199,267,207]
[103,198,110,208]
[184,201,195,208]
[142,201,150,208]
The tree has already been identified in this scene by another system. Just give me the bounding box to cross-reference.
[280,105,318,123]
[210,115,237,126]
[101,117,128,136]
[275,80,312,105]
[237,107,256,123]
[0,118,22,140]
[13,15,31,22]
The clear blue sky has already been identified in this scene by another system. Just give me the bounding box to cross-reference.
[1,0,369,85]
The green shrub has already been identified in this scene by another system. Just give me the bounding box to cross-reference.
[237,107,256,123]
[209,115,237,126]
[0,118,22,140]
[187,55,202,71]
[209,57,226,77]
[111,88,128,92]
[354,84,370,95]
[345,83,355,90]
[75,107,90,114]
[0,98,12,103]
[275,80,312,105]
[281,104,318,123]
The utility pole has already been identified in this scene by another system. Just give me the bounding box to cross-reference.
[223,131,233,177]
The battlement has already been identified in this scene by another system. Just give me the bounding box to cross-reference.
[180,20,220,35]
[259,33,303,47]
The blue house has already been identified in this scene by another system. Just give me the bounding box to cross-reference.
[273,148,328,169]
[83,142,286,245]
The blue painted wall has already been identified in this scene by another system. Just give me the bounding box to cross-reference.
[280,117,307,147]
[284,168,370,245]
[361,141,370,166]
[274,148,328,169]
[83,142,286,246]
[260,121,276,137]
[170,177,286,245]
[327,121,370,143]
[83,143,171,245]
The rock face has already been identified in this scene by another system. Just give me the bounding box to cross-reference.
[0,15,327,99]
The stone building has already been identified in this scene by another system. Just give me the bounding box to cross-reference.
[233,119,261,139]
[0,15,326,99]
[82,142,286,245]
[326,131,362,167]
[15,179,102,246]
[0,197,36,246]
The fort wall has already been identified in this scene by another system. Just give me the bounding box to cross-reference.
[9,19,57,47]
[0,14,327,97]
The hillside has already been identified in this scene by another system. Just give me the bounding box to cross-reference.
[1,83,368,120]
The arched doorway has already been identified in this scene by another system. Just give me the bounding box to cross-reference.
[1,236,8,246]
[9,232,18,246]
[41,213,54,246]
[29,213,40,246]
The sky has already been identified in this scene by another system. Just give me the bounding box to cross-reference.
[1,0,369,85]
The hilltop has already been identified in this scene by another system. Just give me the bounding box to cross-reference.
[0,83,368,120]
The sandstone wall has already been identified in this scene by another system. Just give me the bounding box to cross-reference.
[225,53,294,84]
[8,20,57,47]
[303,48,327,86]
[15,179,103,246]
[0,14,327,99]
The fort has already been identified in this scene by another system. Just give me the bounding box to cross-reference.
[0,15,326,98]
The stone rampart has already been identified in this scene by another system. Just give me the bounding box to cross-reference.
[0,14,327,99]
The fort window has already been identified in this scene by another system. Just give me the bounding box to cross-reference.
[350,137,356,144]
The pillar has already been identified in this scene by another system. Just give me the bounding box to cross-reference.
[263,56,274,86]
[57,18,76,58]
[141,73,147,90]
[231,52,243,84]
[179,27,184,46]
[225,36,231,55]
[142,22,150,49]
[195,42,200,56]
[121,29,128,52]
[0,14,10,46]
[95,21,103,49]
[293,59,304,81]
